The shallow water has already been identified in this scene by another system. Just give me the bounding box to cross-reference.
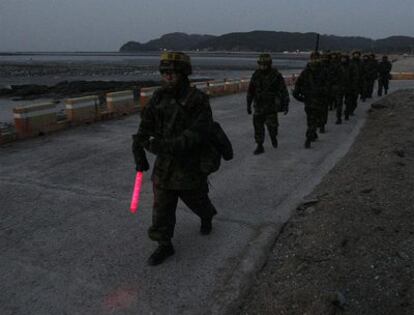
[0,53,306,123]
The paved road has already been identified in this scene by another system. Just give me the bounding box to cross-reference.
[1,81,413,315]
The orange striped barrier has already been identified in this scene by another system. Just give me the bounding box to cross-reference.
[106,90,137,114]
[13,102,57,138]
[391,72,414,80]
[140,86,160,110]
[239,78,250,92]
[224,80,240,94]
[191,81,209,94]
[0,128,15,144]
[65,95,100,124]
[208,81,226,96]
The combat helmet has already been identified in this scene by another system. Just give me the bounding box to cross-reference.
[159,51,192,76]
[257,53,272,65]
[351,50,361,58]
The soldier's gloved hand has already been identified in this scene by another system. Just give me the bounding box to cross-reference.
[247,106,252,115]
[132,135,150,172]
[135,156,149,172]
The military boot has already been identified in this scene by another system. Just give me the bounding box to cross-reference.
[147,243,175,266]
[270,136,278,148]
[336,118,342,125]
[344,113,349,120]
[200,217,213,235]
[319,125,325,133]
[305,138,311,149]
[253,143,264,155]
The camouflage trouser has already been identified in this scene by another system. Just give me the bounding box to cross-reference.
[320,101,330,127]
[253,112,278,144]
[305,105,323,140]
[361,79,370,99]
[348,91,359,115]
[378,76,389,96]
[332,86,342,109]
[336,92,352,119]
[148,184,217,243]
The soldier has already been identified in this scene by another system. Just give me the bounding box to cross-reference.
[246,53,290,154]
[319,52,334,132]
[293,51,329,148]
[367,53,378,98]
[336,54,353,123]
[349,51,362,115]
[360,54,371,101]
[330,52,343,112]
[377,55,392,96]
[132,52,217,266]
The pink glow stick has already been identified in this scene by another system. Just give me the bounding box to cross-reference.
[130,172,144,213]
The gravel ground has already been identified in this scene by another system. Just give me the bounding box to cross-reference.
[239,90,414,315]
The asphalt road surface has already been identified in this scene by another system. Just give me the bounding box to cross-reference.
[1,81,412,315]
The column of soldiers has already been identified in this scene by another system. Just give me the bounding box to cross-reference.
[132,51,392,266]
[293,50,392,148]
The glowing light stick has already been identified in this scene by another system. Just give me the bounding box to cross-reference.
[130,172,143,213]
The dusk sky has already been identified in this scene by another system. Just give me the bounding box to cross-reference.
[1,0,413,51]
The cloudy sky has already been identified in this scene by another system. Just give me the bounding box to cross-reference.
[1,0,413,51]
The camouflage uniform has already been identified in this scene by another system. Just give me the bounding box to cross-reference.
[360,55,371,101]
[320,53,334,131]
[136,87,217,242]
[293,52,329,148]
[336,55,353,122]
[132,52,217,265]
[377,56,392,96]
[247,54,289,152]
[349,52,362,115]
[367,54,378,98]
[330,52,343,111]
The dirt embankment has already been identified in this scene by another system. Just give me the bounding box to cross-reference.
[240,90,414,315]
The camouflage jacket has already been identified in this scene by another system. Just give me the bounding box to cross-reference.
[350,59,362,89]
[247,68,290,114]
[367,59,379,80]
[135,85,213,190]
[327,60,342,88]
[292,62,329,106]
[378,60,392,78]
[361,60,371,81]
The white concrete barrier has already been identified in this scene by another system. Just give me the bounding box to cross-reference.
[13,102,57,138]
[140,86,160,109]
[65,95,100,123]
[106,90,137,114]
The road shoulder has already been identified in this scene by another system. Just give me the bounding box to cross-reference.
[240,89,414,314]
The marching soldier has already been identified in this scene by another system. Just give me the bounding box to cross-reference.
[378,55,392,96]
[132,52,217,266]
[293,51,329,148]
[247,53,290,154]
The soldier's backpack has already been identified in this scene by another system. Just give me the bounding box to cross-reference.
[200,121,233,174]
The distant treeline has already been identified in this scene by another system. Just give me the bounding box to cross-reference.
[120,31,414,54]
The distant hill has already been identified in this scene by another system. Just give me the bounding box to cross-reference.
[120,31,414,54]
[120,32,216,52]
